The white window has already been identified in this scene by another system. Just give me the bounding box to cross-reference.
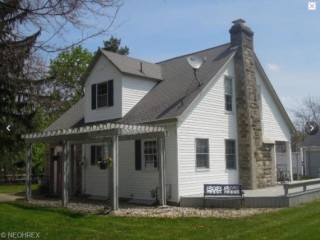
[226,139,236,170]
[90,145,103,165]
[97,82,108,108]
[91,80,114,109]
[196,138,209,169]
[143,140,158,169]
[224,77,233,112]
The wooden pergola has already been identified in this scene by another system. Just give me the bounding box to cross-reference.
[22,123,167,211]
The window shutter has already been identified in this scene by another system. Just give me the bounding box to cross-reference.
[135,140,142,170]
[91,84,97,110]
[90,146,96,165]
[108,80,114,107]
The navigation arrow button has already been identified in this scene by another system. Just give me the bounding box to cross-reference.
[6,125,10,132]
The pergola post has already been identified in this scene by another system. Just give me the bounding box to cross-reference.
[158,136,166,206]
[110,135,119,211]
[287,142,293,181]
[25,143,33,201]
[62,140,70,207]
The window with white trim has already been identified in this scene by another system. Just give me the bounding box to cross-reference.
[224,77,233,112]
[196,138,209,169]
[91,80,114,109]
[143,140,158,169]
[90,145,103,165]
[225,139,236,170]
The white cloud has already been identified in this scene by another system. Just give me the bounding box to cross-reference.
[267,63,280,72]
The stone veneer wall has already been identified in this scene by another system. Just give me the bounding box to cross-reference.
[230,20,275,189]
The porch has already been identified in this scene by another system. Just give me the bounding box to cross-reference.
[180,179,320,208]
[22,122,167,211]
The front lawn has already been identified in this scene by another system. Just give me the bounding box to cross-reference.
[0,184,38,194]
[0,201,319,239]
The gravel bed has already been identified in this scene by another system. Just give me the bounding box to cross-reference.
[23,196,278,218]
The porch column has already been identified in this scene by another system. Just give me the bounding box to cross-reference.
[25,143,32,201]
[62,140,70,207]
[287,142,293,181]
[158,136,166,205]
[110,135,119,211]
[300,147,305,176]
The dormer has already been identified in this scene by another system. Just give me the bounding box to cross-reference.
[83,50,163,123]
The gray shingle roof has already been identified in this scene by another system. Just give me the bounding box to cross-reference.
[45,98,84,132]
[119,43,236,124]
[101,50,163,81]
[45,43,235,131]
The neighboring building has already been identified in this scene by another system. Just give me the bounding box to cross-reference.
[23,19,295,208]
[300,131,320,178]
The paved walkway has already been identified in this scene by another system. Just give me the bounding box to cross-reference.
[0,193,25,202]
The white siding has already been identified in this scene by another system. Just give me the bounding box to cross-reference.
[82,125,179,202]
[122,76,157,116]
[118,140,159,200]
[118,125,178,202]
[84,57,122,123]
[164,125,179,202]
[83,144,109,198]
[256,70,291,142]
[177,59,239,197]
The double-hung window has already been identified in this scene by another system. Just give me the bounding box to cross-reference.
[143,140,158,169]
[134,139,158,171]
[90,145,103,165]
[224,77,233,112]
[91,80,114,109]
[225,140,236,170]
[196,138,209,169]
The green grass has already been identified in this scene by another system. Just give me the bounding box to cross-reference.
[0,184,38,194]
[0,201,320,240]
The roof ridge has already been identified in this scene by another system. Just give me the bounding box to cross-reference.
[100,48,158,65]
[156,42,231,64]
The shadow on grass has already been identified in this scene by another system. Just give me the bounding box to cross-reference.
[1,202,85,219]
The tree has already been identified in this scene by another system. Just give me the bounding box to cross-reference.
[103,36,129,55]
[0,0,123,174]
[0,0,40,174]
[292,96,320,131]
[1,0,123,53]
[291,96,320,149]
[48,46,93,116]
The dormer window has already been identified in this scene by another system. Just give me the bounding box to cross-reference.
[91,80,114,109]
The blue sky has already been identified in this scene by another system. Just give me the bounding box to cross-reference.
[80,0,320,118]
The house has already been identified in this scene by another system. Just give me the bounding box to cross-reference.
[300,131,320,178]
[23,19,295,210]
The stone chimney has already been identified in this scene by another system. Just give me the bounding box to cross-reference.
[230,19,276,189]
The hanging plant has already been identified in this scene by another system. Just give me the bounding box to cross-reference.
[97,156,113,170]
